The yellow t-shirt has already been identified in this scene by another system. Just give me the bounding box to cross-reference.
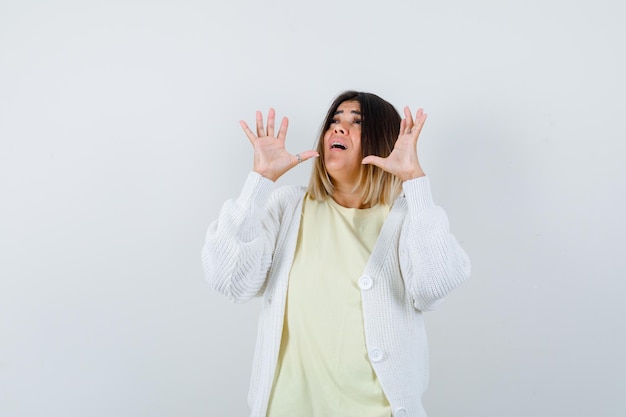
[267,195,391,417]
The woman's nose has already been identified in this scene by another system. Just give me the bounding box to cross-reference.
[333,123,347,134]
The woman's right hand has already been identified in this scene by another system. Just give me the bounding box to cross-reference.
[240,108,319,182]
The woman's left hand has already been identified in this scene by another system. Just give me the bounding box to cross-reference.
[362,106,427,181]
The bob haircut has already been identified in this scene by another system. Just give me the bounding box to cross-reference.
[307,91,403,207]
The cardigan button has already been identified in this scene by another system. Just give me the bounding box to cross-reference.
[368,347,384,362]
[394,408,408,417]
[358,275,373,290]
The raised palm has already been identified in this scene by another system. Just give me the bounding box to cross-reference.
[240,108,318,182]
[362,107,428,181]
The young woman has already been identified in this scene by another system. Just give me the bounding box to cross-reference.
[202,91,471,417]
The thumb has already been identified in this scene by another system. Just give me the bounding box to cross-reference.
[362,155,386,168]
[298,150,320,162]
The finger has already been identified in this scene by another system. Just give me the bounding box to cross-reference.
[295,150,320,163]
[277,117,289,142]
[415,108,424,124]
[240,120,257,144]
[361,155,387,169]
[267,108,276,137]
[404,106,414,131]
[412,109,427,138]
[256,111,265,137]
[399,118,407,135]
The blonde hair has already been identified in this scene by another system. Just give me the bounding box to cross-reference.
[307,91,403,206]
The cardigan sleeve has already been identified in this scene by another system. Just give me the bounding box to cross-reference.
[399,176,471,312]
[201,171,280,303]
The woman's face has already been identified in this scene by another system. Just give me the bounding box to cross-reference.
[323,100,363,184]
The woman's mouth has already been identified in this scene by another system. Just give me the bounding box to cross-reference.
[331,141,347,150]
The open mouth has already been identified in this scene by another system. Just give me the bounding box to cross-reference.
[331,142,347,150]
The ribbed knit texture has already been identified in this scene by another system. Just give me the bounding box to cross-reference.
[202,172,471,417]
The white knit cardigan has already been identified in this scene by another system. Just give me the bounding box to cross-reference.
[202,171,471,417]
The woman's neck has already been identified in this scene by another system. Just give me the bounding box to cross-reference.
[331,186,369,209]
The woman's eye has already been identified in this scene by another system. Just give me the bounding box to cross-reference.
[354,119,362,125]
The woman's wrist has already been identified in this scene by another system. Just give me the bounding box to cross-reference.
[400,168,425,182]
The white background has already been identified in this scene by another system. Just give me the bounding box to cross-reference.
[1,0,625,416]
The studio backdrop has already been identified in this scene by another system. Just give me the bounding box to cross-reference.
[1,0,624,416]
